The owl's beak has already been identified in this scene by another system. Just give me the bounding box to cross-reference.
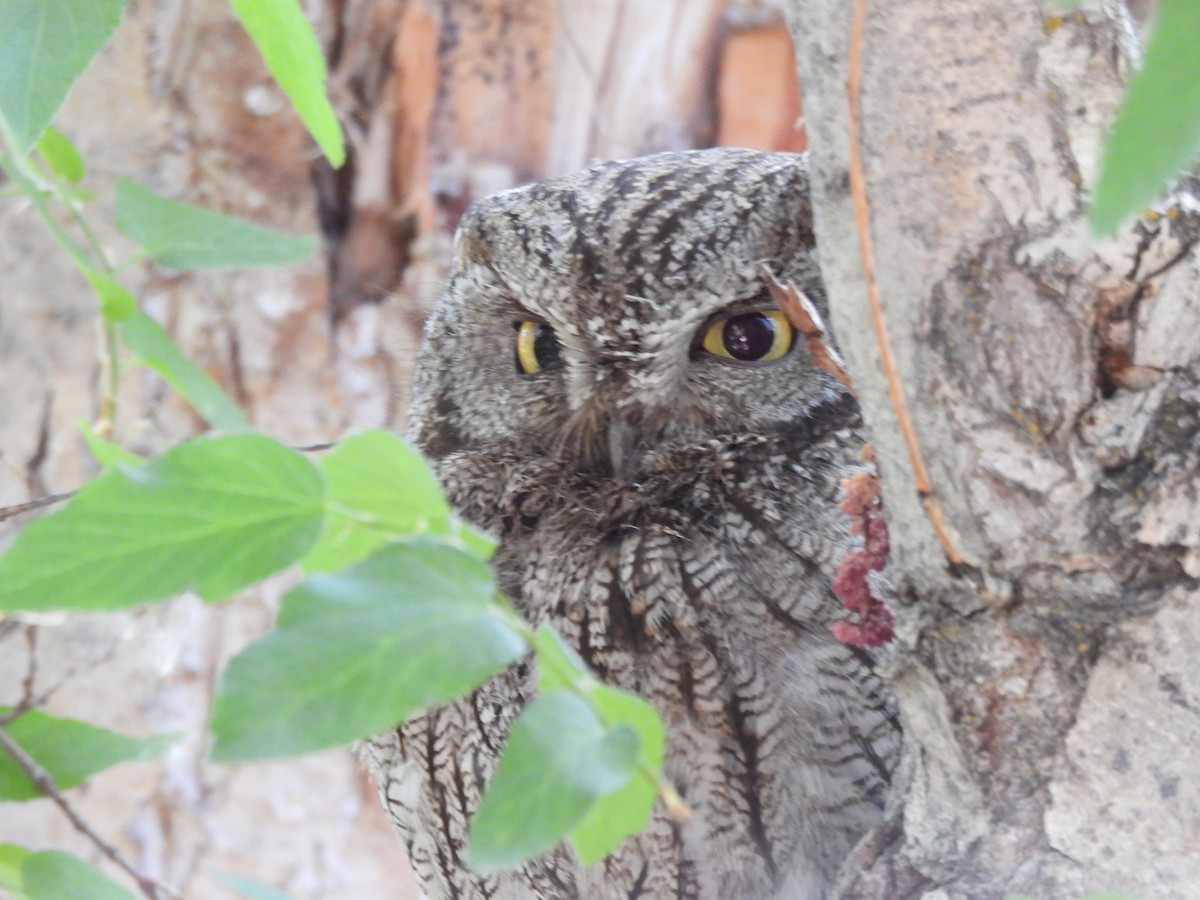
[563,398,662,477]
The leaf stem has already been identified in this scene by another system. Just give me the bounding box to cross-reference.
[0,109,124,432]
[0,724,178,899]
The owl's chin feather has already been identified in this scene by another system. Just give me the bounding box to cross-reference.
[426,388,857,540]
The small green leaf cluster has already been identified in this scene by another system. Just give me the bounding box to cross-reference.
[0,430,665,874]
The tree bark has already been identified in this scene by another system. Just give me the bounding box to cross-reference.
[784,2,1200,897]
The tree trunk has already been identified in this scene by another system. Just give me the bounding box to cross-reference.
[784,2,1200,897]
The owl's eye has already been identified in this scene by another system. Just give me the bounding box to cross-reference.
[515,320,562,374]
[700,310,794,363]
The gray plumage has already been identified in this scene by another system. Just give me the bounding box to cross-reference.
[365,148,899,900]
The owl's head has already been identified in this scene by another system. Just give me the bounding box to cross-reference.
[410,149,848,477]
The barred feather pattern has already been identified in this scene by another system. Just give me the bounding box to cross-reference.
[364,149,900,900]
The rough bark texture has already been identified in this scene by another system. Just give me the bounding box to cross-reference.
[784,2,1200,898]
[0,1,804,897]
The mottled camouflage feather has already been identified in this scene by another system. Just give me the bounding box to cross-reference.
[364,149,899,900]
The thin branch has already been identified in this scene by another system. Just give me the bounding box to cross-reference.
[0,724,176,899]
[0,491,74,522]
[846,0,964,565]
[20,625,37,708]
[0,627,48,728]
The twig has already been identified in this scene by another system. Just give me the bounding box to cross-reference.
[762,267,855,393]
[0,491,74,522]
[0,724,175,899]
[0,627,44,728]
[20,625,37,707]
[659,781,692,823]
[846,0,964,565]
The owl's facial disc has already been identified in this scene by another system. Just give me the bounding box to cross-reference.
[501,299,807,477]
[412,150,846,475]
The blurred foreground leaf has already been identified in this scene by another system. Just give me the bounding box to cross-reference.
[115,180,315,270]
[0,709,175,801]
[303,431,453,573]
[531,625,665,864]
[0,435,323,612]
[118,312,251,432]
[1090,0,1200,233]
[35,126,85,183]
[228,0,344,167]
[211,543,525,760]
[0,0,128,151]
[467,691,640,874]
[0,847,136,900]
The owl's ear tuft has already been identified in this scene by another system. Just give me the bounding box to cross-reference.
[453,213,495,268]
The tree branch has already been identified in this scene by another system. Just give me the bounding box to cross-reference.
[0,492,73,523]
[0,724,177,900]
[846,0,964,565]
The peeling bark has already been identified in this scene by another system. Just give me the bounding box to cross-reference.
[784,2,1200,897]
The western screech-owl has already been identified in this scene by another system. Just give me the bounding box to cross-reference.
[365,148,899,900]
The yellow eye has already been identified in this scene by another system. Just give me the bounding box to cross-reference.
[701,310,794,362]
[515,320,562,374]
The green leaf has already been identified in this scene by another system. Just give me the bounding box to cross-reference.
[119,312,251,433]
[210,543,525,760]
[532,623,590,695]
[570,685,664,864]
[1090,0,1200,234]
[0,0,128,152]
[114,179,315,270]
[78,420,143,469]
[454,519,498,560]
[530,625,665,863]
[302,431,452,573]
[0,709,175,801]
[84,270,136,322]
[20,850,137,900]
[467,691,640,875]
[0,844,30,892]
[35,126,84,183]
[213,871,295,900]
[228,0,345,167]
[0,435,324,612]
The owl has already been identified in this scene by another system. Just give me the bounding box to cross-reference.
[365,148,899,900]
